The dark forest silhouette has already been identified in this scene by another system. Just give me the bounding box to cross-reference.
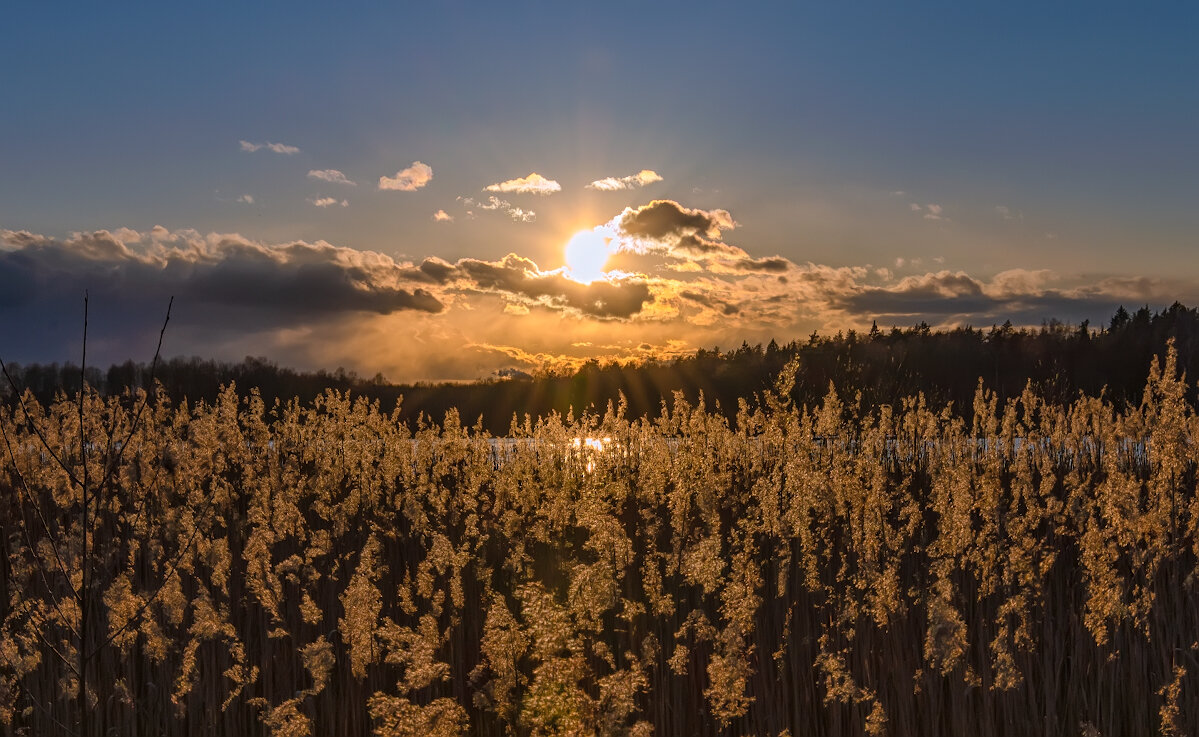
[5,303,1198,434]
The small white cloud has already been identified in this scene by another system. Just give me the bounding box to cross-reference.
[433,209,453,222]
[240,139,300,155]
[308,169,356,186]
[586,169,663,191]
[379,161,433,191]
[309,196,348,208]
[909,203,922,212]
[995,205,1023,221]
[462,195,536,222]
[922,204,945,221]
[484,172,561,195]
[236,194,255,204]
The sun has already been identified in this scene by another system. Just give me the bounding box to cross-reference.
[563,229,611,284]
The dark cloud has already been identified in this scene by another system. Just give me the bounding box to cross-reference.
[826,269,1199,328]
[613,200,771,268]
[840,291,1000,316]
[452,254,652,319]
[0,228,444,363]
[674,234,741,258]
[184,251,442,316]
[836,271,988,314]
[399,258,456,285]
[679,289,741,315]
[729,256,792,273]
[619,200,733,240]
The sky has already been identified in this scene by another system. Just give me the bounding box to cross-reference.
[1,3,1196,382]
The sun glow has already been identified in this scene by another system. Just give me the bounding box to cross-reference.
[564,229,611,284]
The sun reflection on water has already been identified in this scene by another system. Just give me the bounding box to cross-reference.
[571,436,613,473]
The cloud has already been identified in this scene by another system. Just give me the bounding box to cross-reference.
[586,170,663,191]
[379,162,433,191]
[484,173,561,195]
[458,196,536,223]
[995,205,1023,221]
[7,198,1198,383]
[111,227,142,243]
[236,194,254,204]
[308,169,356,186]
[908,202,948,221]
[607,199,767,269]
[0,228,443,315]
[727,256,791,273]
[390,251,655,320]
[599,200,798,279]
[309,197,348,208]
[239,140,300,155]
[0,227,447,365]
[432,209,453,222]
[451,254,652,319]
[815,267,1199,330]
[617,199,735,242]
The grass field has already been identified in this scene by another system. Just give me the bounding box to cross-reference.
[2,350,1196,736]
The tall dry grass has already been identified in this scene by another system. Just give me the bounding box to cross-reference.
[0,346,1196,736]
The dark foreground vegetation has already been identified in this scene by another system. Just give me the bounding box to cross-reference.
[2,339,1198,735]
[6,303,1199,435]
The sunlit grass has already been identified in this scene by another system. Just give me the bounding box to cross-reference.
[1,348,1196,735]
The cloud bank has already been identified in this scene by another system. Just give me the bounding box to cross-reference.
[4,199,1195,381]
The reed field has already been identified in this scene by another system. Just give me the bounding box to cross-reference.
[2,348,1197,736]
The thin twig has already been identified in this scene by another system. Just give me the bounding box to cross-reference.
[100,296,172,495]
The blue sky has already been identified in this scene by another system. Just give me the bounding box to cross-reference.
[1,3,1196,380]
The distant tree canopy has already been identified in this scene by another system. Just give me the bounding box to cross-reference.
[5,303,1199,434]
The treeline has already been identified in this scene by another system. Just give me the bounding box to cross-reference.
[2,347,1196,735]
[6,303,1199,434]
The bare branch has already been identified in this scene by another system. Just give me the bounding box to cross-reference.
[100,296,173,495]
